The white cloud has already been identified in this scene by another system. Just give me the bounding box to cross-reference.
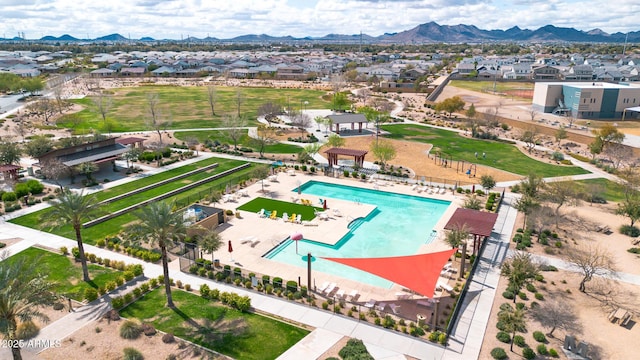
[0,0,638,40]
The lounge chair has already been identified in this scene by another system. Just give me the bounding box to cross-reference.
[364,299,376,308]
[269,210,278,220]
[289,213,297,223]
[348,289,359,301]
[411,184,418,191]
[282,212,289,221]
[336,289,345,299]
[257,209,266,218]
[317,212,329,221]
[295,214,302,224]
[291,196,299,203]
[437,281,453,292]
[332,209,343,217]
[262,210,271,218]
[268,175,278,182]
[302,220,318,226]
[287,169,296,176]
[389,303,401,315]
[324,282,337,295]
[318,281,330,293]
[319,198,324,206]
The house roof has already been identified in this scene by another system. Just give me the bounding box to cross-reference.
[57,143,129,166]
[444,208,499,238]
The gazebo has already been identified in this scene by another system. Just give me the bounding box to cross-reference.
[0,164,20,182]
[444,208,499,255]
[327,114,368,134]
[324,147,368,167]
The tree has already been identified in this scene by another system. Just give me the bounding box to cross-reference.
[289,110,312,137]
[463,195,482,210]
[40,159,69,190]
[235,90,245,118]
[542,180,579,225]
[122,147,142,169]
[92,91,113,124]
[465,103,476,120]
[332,92,349,111]
[206,86,217,117]
[252,165,270,194]
[555,126,568,144]
[501,251,540,303]
[514,195,540,228]
[301,143,322,164]
[29,98,57,125]
[21,77,44,96]
[520,126,539,153]
[313,115,325,131]
[0,139,22,165]
[12,118,32,142]
[528,107,539,123]
[435,96,465,118]
[444,224,470,277]
[326,134,345,148]
[531,300,581,338]
[603,143,633,169]
[497,306,527,351]
[146,93,172,145]
[566,243,616,293]
[0,255,58,360]
[44,189,100,282]
[520,173,545,199]
[127,202,186,308]
[592,124,624,151]
[480,175,496,194]
[527,206,555,241]
[616,197,640,227]
[257,102,282,126]
[76,162,99,183]
[370,140,396,170]
[223,114,246,151]
[197,229,223,262]
[252,124,275,158]
[24,135,53,158]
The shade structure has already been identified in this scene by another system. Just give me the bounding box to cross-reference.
[290,232,303,241]
[322,249,456,298]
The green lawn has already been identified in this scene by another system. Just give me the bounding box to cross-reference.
[58,86,329,134]
[573,178,626,203]
[381,124,589,177]
[174,130,304,154]
[120,288,309,360]
[10,163,256,242]
[5,247,122,300]
[449,80,534,93]
[237,197,322,221]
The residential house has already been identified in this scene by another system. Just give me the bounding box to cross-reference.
[531,64,560,80]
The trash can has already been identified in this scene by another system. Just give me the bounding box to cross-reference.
[214,259,220,268]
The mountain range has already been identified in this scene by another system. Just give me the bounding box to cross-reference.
[3,22,640,43]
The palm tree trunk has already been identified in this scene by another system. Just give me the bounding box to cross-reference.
[161,245,174,308]
[11,344,22,360]
[75,225,90,282]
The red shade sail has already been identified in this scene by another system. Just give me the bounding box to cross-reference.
[228,240,233,253]
[322,249,456,298]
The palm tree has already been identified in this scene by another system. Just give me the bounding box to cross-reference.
[197,228,223,262]
[0,256,58,360]
[127,202,186,308]
[44,189,100,282]
[497,306,527,351]
[501,251,540,303]
[444,224,470,278]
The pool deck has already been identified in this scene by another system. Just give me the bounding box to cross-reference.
[212,169,464,307]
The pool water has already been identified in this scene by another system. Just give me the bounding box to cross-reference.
[264,181,451,288]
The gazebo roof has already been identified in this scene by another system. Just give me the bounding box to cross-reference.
[444,208,499,237]
[327,113,368,124]
[324,147,368,156]
[0,164,20,172]
[116,137,146,145]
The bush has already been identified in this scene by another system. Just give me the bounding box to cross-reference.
[53,302,65,311]
[502,291,515,300]
[338,339,373,360]
[513,335,526,347]
[120,320,143,339]
[537,343,549,355]
[496,331,511,343]
[111,296,124,309]
[142,323,156,336]
[123,347,144,360]
[59,246,68,255]
[523,347,536,360]
[496,321,506,331]
[549,348,559,357]
[551,151,564,161]
[2,191,17,202]
[26,179,44,195]
[526,283,536,292]
[620,225,640,237]
[490,347,508,360]
[535,292,544,300]
[628,248,640,254]
[540,264,558,271]
[533,331,547,343]
[84,288,98,302]
[162,333,175,343]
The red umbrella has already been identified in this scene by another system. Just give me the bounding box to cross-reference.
[228,240,234,262]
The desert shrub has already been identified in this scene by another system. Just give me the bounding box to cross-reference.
[551,151,564,161]
[540,264,558,271]
[142,323,156,336]
[502,290,515,300]
[516,302,526,310]
[496,321,506,331]
[496,331,511,343]
[120,320,143,339]
[162,333,175,343]
[84,288,98,302]
[140,283,150,293]
[96,239,106,247]
[149,278,158,288]
[52,302,64,311]
[535,292,544,300]
[184,284,191,291]
[526,283,536,292]
[549,348,559,357]
[338,338,374,360]
[535,274,545,282]
[513,335,526,347]
[523,347,536,360]
[111,296,124,309]
[490,347,508,360]
[533,331,547,343]
[620,225,640,237]
[518,292,528,300]
[123,347,144,360]
[199,284,210,298]
[537,343,549,355]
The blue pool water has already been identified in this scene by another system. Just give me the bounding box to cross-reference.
[264,181,451,288]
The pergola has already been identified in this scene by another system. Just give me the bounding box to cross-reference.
[116,137,146,149]
[324,147,368,167]
[444,208,499,255]
[0,164,20,181]
[327,114,368,134]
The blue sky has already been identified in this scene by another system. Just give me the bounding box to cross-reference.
[1,0,638,40]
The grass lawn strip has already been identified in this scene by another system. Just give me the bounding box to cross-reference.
[174,130,304,154]
[59,86,329,133]
[382,124,589,177]
[572,178,626,203]
[120,288,309,360]
[4,247,123,301]
[84,163,251,227]
[237,197,322,221]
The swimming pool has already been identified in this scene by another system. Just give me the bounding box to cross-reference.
[264,181,451,288]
